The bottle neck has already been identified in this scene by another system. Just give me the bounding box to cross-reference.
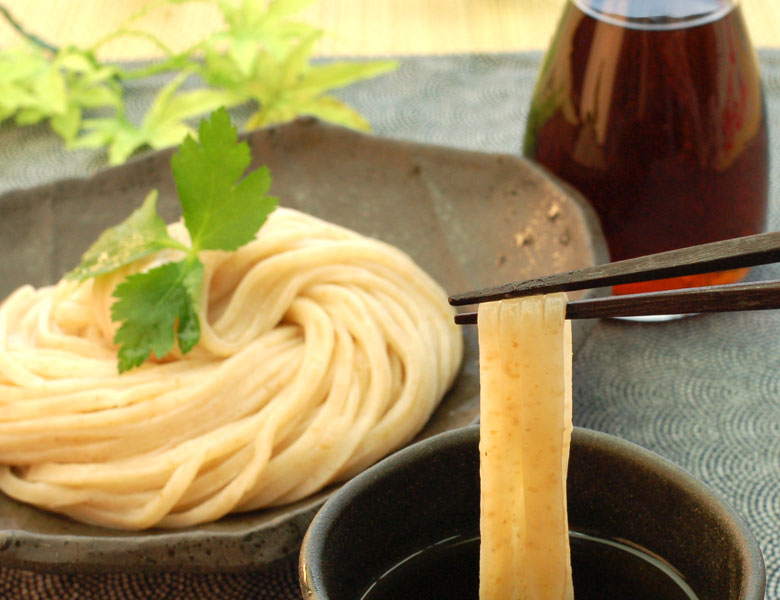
[572,0,736,30]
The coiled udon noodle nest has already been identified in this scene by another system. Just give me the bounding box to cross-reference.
[0,207,463,530]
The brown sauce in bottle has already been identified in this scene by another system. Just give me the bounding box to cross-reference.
[524,0,768,294]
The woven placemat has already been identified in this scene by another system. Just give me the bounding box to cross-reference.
[0,559,299,600]
[3,50,780,599]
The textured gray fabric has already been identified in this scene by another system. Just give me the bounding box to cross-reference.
[2,50,780,599]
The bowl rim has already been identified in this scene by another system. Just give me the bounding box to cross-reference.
[299,424,766,600]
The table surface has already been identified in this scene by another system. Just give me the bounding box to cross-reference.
[0,0,779,58]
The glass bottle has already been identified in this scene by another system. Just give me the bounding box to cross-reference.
[524,0,768,294]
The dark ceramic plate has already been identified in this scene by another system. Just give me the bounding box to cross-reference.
[0,119,607,573]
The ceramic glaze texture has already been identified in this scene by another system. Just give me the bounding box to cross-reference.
[0,119,606,572]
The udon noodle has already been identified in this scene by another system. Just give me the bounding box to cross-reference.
[478,294,574,599]
[0,207,462,530]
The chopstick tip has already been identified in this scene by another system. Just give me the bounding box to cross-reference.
[454,311,478,325]
[448,293,468,306]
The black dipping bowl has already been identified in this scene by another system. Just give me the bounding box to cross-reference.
[299,425,765,600]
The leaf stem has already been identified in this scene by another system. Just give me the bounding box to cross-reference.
[94,28,177,58]
[115,40,208,80]
[0,4,59,52]
[160,238,194,254]
[88,0,216,60]
[88,0,172,54]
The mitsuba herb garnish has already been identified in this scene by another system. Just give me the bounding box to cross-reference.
[67,108,278,373]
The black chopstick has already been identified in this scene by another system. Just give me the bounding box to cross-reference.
[453,279,780,324]
[448,231,780,307]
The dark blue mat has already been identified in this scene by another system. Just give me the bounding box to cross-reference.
[2,50,779,599]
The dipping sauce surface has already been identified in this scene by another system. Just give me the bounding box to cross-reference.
[361,531,699,600]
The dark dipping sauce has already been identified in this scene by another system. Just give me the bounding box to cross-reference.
[524,0,768,294]
[360,531,699,600]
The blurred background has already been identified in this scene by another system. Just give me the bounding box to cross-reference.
[1,0,779,59]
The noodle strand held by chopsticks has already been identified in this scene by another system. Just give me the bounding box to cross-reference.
[0,207,463,530]
[478,293,574,600]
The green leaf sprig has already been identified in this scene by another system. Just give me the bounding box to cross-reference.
[67,108,278,372]
[0,0,397,165]
[0,43,122,145]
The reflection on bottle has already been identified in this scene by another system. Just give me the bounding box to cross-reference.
[524,0,767,294]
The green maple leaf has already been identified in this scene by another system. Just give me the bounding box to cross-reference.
[197,0,397,133]
[0,43,122,145]
[75,72,236,165]
[217,0,320,62]
[0,0,396,163]
[240,32,397,131]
